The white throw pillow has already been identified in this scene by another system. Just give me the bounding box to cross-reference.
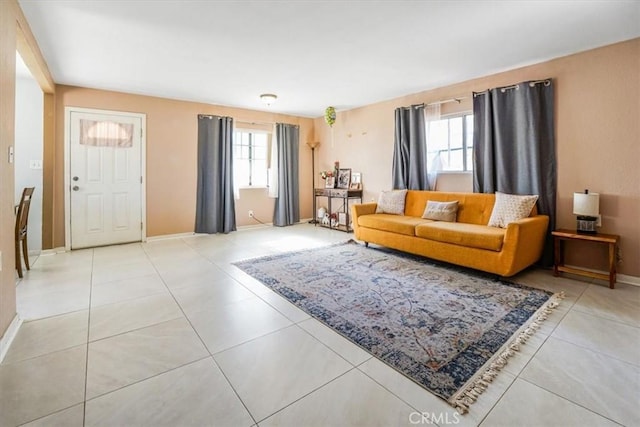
[375,190,408,215]
[421,200,458,222]
[488,192,539,228]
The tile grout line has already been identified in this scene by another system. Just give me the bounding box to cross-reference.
[493,281,635,425]
[253,366,361,425]
[82,243,220,416]
[354,364,448,421]
[141,239,260,426]
[479,331,558,426]
[82,248,95,427]
[517,377,626,426]
[83,356,212,403]
[547,334,640,368]
[167,235,367,424]
[569,304,640,329]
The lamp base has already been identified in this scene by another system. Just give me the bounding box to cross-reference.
[576,216,597,234]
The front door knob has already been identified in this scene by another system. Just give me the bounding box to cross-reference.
[72,186,79,191]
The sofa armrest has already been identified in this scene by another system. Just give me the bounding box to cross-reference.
[352,203,377,217]
[351,203,377,239]
[501,215,550,275]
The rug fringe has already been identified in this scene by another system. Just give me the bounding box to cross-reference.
[450,291,565,414]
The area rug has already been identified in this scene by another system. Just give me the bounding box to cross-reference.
[233,240,562,413]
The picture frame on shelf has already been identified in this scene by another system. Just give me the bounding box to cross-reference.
[337,168,351,189]
[350,172,362,190]
[325,176,335,188]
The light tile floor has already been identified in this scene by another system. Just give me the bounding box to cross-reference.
[1,224,638,426]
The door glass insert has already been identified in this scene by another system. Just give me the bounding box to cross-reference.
[79,119,133,148]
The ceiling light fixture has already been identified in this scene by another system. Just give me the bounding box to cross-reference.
[260,93,278,106]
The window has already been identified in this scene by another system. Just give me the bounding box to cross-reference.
[426,114,473,172]
[234,130,269,187]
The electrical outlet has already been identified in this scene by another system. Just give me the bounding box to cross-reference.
[248,210,254,218]
[596,214,602,227]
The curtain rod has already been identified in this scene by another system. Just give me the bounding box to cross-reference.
[235,119,275,126]
[236,119,300,128]
[426,96,469,106]
[408,96,469,109]
[474,79,552,96]
[198,114,233,120]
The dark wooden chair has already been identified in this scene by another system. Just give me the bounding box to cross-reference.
[15,187,35,278]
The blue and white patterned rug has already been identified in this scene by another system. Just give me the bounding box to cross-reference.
[233,240,562,413]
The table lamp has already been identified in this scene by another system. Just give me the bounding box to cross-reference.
[573,189,599,234]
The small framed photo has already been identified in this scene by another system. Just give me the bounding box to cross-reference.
[336,168,351,189]
[325,176,335,188]
[350,172,362,190]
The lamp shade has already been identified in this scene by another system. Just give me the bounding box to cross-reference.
[573,192,599,216]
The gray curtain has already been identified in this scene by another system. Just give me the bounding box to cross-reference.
[195,115,236,234]
[392,105,430,190]
[473,79,556,266]
[273,123,299,226]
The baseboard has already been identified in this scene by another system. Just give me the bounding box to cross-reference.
[0,314,23,363]
[566,264,640,287]
[238,223,272,230]
[39,247,66,256]
[238,219,315,230]
[146,232,196,242]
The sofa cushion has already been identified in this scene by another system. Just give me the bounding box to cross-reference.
[404,191,497,225]
[415,222,506,251]
[488,192,539,228]
[375,190,408,215]
[422,200,458,222]
[359,214,431,236]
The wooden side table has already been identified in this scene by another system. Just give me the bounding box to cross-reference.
[552,229,620,289]
[314,188,363,232]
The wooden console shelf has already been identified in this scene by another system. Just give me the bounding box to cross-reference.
[552,229,620,289]
[314,188,362,233]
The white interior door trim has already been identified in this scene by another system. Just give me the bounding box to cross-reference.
[64,106,147,250]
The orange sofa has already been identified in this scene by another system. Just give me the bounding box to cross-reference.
[351,191,549,277]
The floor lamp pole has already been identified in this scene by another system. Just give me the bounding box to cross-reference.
[307,142,319,224]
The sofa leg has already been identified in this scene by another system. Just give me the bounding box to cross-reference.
[364,242,369,248]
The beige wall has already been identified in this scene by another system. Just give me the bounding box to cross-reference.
[52,86,314,244]
[314,39,640,277]
[0,0,19,337]
[1,0,54,341]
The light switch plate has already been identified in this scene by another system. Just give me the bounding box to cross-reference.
[29,159,43,169]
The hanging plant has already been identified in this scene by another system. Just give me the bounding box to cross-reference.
[324,106,336,127]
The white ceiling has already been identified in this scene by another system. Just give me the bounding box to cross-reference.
[18,0,640,118]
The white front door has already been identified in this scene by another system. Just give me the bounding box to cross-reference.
[68,110,144,249]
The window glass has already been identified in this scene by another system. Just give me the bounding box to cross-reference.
[426,114,473,172]
[449,117,463,149]
[234,130,269,187]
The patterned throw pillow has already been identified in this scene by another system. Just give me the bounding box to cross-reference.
[421,200,459,222]
[488,192,539,228]
[375,190,408,215]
